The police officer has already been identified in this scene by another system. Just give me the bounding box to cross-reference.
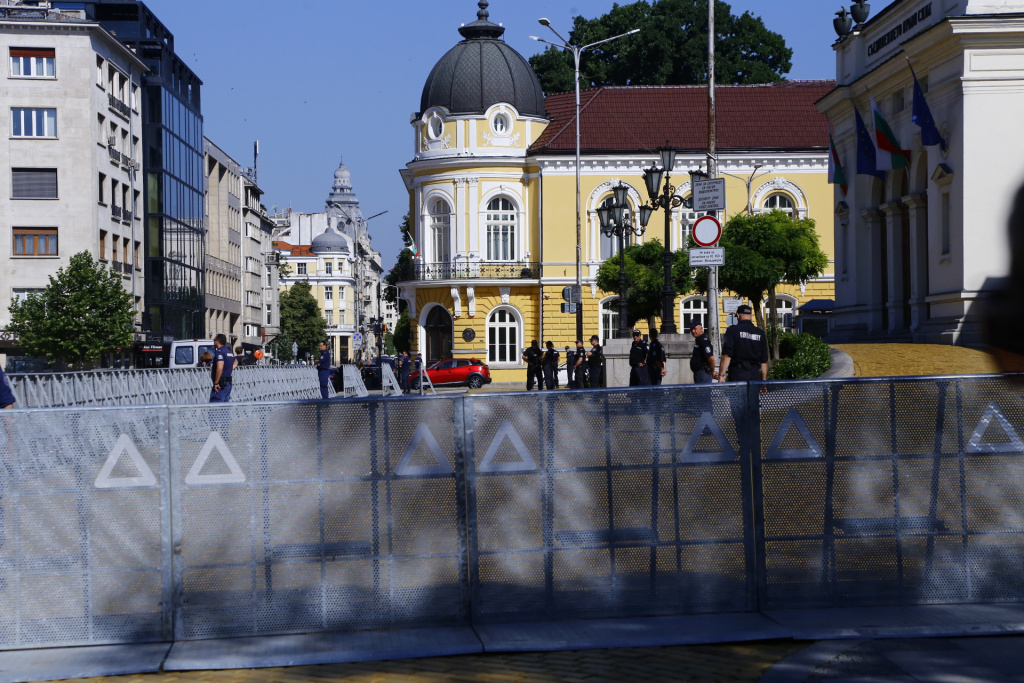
[587,335,604,388]
[688,318,718,384]
[647,330,667,385]
[522,340,543,390]
[542,341,559,390]
[0,365,15,409]
[573,340,588,389]
[628,329,650,386]
[209,333,235,403]
[317,340,332,399]
[719,304,769,382]
[564,345,575,388]
[400,351,412,394]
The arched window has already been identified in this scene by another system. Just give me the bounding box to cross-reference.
[600,298,620,342]
[487,307,520,364]
[763,295,797,332]
[598,197,634,259]
[680,202,699,245]
[681,297,708,333]
[763,193,794,216]
[486,197,517,261]
[428,198,451,264]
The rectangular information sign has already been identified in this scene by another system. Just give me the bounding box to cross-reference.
[723,297,742,313]
[689,247,725,267]
[692,178,726,212]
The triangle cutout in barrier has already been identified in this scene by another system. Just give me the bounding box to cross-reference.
[679,412,736,463]
[967,401,1024,454]
[766,408,822,459]
[479,421,537,472]
[185,431,246,485]
[395,423,453,476]
[94,433,157,489]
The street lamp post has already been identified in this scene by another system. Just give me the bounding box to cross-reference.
[640,146,686,335]
[531,21,639,342]
[718,164,770,214]
[597,184,645,340]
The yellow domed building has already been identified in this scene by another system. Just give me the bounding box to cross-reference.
[398,1,838,384]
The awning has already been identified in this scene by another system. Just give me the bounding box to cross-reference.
[798,299,834,313]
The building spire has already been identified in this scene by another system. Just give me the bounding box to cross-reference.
[477,0,489,22]
[459,0,504,40]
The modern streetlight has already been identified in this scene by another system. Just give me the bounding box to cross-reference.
[718,164,771,214]
[597,183,645,340]
[640,146,686,335]
[531,21,639,342]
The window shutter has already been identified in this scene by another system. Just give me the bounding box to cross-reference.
[10,48,54,58]
[12,168,57,198]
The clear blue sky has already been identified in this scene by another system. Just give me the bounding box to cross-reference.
[145,0,840,270]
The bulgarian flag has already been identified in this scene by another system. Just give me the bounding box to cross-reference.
[870,95,911,171]
[409,239,420,259]
[827,122,848,196]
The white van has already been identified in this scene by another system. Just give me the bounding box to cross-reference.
[168,339,216,369]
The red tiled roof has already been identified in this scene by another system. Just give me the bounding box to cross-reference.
[272,240,313,256]
[529,81,836,155]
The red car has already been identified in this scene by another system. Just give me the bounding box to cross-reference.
[411,358,492,389]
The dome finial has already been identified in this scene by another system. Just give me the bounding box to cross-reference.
[477,0,489,22]
[458,0,504,40]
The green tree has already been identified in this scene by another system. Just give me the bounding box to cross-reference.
[709,211,827,360]
[392,309,412,354]
[529,0,791,94]
[276,280,327,362]
[595,238,694,330]
[7,251,136,367]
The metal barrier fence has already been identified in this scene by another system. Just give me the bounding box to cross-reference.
[8,366,333,407]
[0,374,1022,650]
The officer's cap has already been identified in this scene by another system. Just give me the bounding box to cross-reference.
[565,345,570,350]
[590,335,599,342]
[632,329,642,336]
[688,317,703,328]
[736,304,753,315]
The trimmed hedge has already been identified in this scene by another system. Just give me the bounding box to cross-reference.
[767,332,832,380]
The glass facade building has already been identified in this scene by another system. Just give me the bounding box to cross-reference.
[55,0,206,339]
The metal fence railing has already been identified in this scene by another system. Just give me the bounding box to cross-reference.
[0,374,1023,651]
[8,365,336,407]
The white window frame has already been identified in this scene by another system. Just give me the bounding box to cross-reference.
[296,262,307,276]
[599,297,620,342]
[762,294,797,332]
[323,285,333,302]
[486,305,522,366]
[11,107,56,138]
[598,196,637,260]
[681,296,708,333]
[10,49,55,78]
[762,193,795,216]
[485,196,518,262]
[428,197,451,264]
[325,261,332,275]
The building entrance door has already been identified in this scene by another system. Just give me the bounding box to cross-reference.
[424,306,453,366]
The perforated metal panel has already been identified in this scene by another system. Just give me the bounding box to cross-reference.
[756,377,1024,610]
[0,407,171,650]
[467,386,755,623]
[169,398,469,640]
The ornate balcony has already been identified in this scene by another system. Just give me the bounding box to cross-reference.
[411,261,541,281]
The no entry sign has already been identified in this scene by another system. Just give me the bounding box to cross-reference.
[691,215,722,247]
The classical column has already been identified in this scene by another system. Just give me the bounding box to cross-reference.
[901,193,929,333]
[879,201,907,332]
[860,208,885,333]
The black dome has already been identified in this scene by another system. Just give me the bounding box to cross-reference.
[420,2,546,118]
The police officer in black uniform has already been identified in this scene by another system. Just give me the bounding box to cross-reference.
[688,318,718,384]
[209,333,235,403]
[573,340,588,389]
[564,345,575,388]
[628,329,650,386]
[317,340,332,399]
[542,341,559,390]
[587,335,604,388]
[647,329,667,385]
[720,304,768,383]
[522,340,543,390]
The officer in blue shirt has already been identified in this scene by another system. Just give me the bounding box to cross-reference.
[317,340,332,399]
[0,366,15,409]
[209,334,235,402]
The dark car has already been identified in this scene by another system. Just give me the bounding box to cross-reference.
[410,358,491,389]
[361,356,397,390]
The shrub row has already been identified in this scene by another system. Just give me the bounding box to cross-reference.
[767,332,832,380]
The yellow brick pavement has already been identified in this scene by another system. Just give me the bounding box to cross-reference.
[832,343,1000,378]
[36,641,804,683]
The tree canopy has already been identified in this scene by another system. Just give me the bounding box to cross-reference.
[274,280,327,362]
[529,0,792,94]
[595,238,694,330]
[708,210,828,359]
[7,251,136,367]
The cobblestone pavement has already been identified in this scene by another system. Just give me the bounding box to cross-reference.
[35,641,805,683]
[832,343,1000,378]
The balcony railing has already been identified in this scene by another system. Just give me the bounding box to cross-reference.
[122,209,133,223]
[111,205,122,221]
[411,261,542,281]
[108,145,120,163]
[108,93,130,119]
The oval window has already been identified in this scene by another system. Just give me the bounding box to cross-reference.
[492,113,509,135]
[428,114,443,139]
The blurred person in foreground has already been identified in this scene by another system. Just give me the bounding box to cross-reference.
[987,182,1024,373]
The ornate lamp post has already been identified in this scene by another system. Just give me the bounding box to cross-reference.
[640,146,686,335]
[597,183,645,339]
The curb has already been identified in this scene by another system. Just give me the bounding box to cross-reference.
[820,347,854,379]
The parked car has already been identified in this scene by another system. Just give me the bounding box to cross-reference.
[361,356,397,390]
[410,358,491,389]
